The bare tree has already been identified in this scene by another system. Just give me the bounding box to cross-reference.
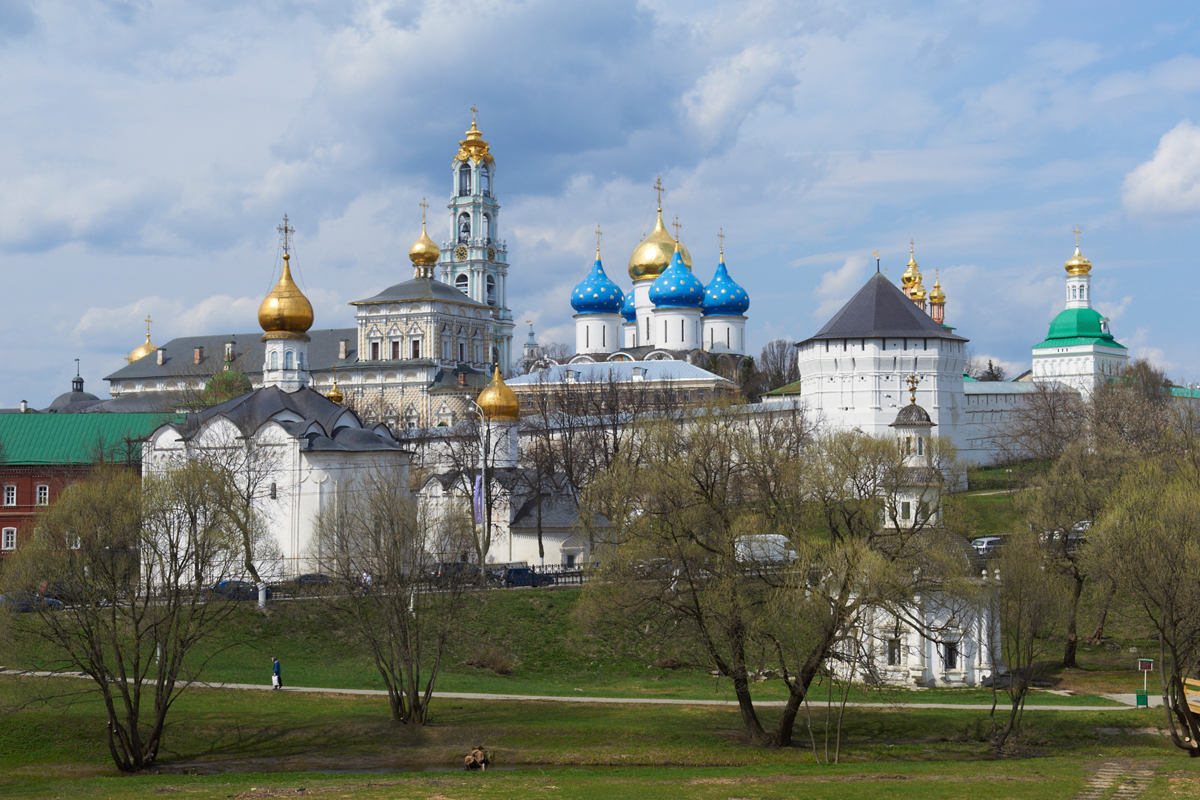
[313,466,474,724]
[757,338,799,392]
[991,382,1085,465]
[0,463,247,771]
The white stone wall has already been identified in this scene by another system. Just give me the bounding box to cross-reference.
[651,308,703,351]
[701,315,746,355]
[574,313,622,356]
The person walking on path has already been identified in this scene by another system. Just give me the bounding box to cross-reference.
[272,657,282,690]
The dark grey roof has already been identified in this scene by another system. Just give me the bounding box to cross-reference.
[510,496,608,530]
[799,273,966,344]
[105,329,357,382]
[70,391,190,414]
[429,365,490,393]
[48,391,100,411]
[351,276,487,307]
[890,403,934,427]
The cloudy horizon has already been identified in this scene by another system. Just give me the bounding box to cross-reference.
[4,0,1200,405]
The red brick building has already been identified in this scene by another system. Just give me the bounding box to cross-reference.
[0,413,179,558]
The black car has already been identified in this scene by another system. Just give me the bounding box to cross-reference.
[204,580,271,601]
[503,567,555,588]
[274,573,333,596]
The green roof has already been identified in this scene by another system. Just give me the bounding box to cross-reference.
[0,413,183,465]
[1032,307,1126,351]
[763,379,803,396]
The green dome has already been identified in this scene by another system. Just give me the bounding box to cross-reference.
[1034,307,1126,350]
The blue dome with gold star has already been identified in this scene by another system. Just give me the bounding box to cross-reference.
[702,258,749,316]
[649,250,705,309]
[621,288,636,322]
[571,257,625,314]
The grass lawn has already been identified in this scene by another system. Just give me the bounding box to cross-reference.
[1,675,1192,800]
[0,589,1123,706]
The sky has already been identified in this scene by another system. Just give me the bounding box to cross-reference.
[3,0,1200,406]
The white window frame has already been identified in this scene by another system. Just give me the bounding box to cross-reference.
[1,528,15,550]
[68,533,82,550]
[3,485,15,506]
[35,484,49,506]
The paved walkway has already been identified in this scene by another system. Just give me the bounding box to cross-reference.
[1074,761,1156,800]
[3,669,1135,711]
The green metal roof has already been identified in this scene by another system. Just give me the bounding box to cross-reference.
[1033,307,1127,350]
[0,413,182,465]
[763,379,803,397]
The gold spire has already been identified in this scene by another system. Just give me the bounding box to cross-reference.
[259,218,314,341]
[453,108,494,164]
[1065,225,1092,275]
[476,366,520,422]
[128,315,157,363]
[901,239,922,290]
[409,198,440,273]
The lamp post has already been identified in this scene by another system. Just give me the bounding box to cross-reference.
[467,396,492,580]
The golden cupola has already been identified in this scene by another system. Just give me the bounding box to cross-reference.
[901,242,923,294]
[327,368,344,405]
[476,366,520,422]
[127,316,157,363]
[929,275,946,304]
[910,276,927,302]
[454,115,494,165]
[629,207,692,280]
[1065,243,1092,276]
[409,218,440,277]
[258,252,314,341]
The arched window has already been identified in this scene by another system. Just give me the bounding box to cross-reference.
[481,165,491,197]
[458,212,470,243]
[458,163,471,196]
[270,351,278,370]
[1071,286,1077,299]
[455,274,469,295]
[482,213,491,243]
[486,274,496,306]
[284,351,294,370]
[298,352,304,370]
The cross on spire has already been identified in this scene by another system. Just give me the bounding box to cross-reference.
[910,238,914,256]
[471,105,478,124]
[905,373,920,405]
[144,315,153,337]
[718,227,725,257]
[672,216,681,240]
[595,224,602,256]
[277,214,294,255]
[653,175,664,208]
[1073,224,1082,246]
[419,197,428,224]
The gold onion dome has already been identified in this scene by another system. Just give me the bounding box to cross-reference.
[628,208,692,280]
[929,276,946,304]
[1065,244,1092,275]
[476,366,520,422]
[128,331,157,363]
[258,253,314,339]
[901,243,922,290]
[327,381,344,405]
[911,277,927,301]
[409,221,440,266]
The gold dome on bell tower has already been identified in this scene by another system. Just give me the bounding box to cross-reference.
[258,215,314,341]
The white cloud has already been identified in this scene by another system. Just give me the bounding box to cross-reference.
[812,255,867,320]
[1123,120,1200,216]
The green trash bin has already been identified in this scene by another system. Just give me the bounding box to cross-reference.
[1136,690,1149,707]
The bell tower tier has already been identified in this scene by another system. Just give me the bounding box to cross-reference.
[438,110,513,370]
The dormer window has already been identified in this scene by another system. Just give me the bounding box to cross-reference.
[458,163,472,196]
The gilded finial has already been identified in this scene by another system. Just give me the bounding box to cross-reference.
[144,314,153,338]
[718,227,725,258]
[1074,223,1081,247]
[672,216,681,241]
[470,105,478,125]
[278,214,295,255]
[596,224,602,257]
[905,374,920,405]
[419,197,428,224]
[653,176,664,209]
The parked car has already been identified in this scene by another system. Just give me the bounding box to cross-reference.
[503,567,555,588]
[204,580,271,601]
[970,536,1004,558]
[273,573,332,596]
[40,580,92,606]
[0,592,64,613]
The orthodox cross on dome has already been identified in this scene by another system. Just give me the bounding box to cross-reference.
[144,315,153,337]
[905,373,920,405]
[1073,223,1082,246]
[419,197,428,223]
[653,175,664,208]
[596,224,602,255]
[718,227,725,257]
[672,216,682,240]
[277,214,295,255]
[471,105,478,123]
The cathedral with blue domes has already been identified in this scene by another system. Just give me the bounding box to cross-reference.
[566,187,751,373]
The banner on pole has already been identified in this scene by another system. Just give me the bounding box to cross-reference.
[473,474,483,524]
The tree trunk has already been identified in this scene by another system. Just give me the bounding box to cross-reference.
[1062,575,1083,668]
[729,673,767,742]
[1089,581,1116,644]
